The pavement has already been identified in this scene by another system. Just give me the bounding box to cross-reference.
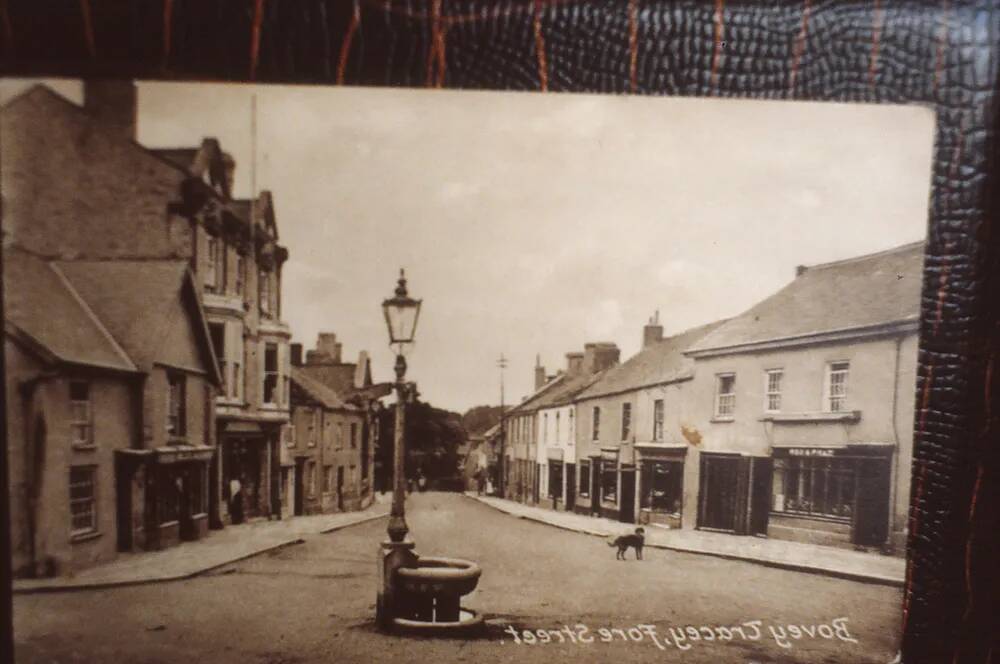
[466,493,905,587]
[13,496,391,594]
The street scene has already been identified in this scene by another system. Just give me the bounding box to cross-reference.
[2,79,936,662]
[14,493,903,664]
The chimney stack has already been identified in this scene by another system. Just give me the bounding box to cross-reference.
[290,343,303,367]
[643,310,664,349]
[83,80,137,142]
[534,354,546,391]
[565,352,584,376]
[582,342,620,374]
[795,265,808,277]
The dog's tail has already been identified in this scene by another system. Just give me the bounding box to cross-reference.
[606,537,618,547]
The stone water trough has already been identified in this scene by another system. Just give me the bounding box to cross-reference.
[390,556,483,633]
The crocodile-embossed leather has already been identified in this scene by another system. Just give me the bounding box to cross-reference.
[1,2,998,663]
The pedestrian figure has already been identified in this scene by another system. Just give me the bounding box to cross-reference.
[417,472,427,492]
[229,477,244,524]
[476,471,486,496]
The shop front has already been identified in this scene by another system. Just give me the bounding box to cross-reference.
[220,421,277,523]
[635,443,686,529]
[697,452,771,536]
[145,446,212,550]
[597,447,621,521]
[768,444,893,550]
[545,449,564,510]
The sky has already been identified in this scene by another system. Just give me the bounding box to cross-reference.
[0,79,937,412]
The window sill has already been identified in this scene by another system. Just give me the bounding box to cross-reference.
[71,530,101,543]
[72,444,97,452]
[167,436,189,446]
[710,416,735,423]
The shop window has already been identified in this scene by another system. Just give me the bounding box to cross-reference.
[69,381,92,447]
[772,457,856,521]
[578,460,590,497]
[263,343,278,404]
[166,373,186,437]
[825,362,850,412]
[69,466,97,535]
[188,465,205,515]
[621,403,632,440]
[158,466,180,524]
[765,369,783,412]
[601,463,617,503]
[715,373,736,418]
[548,462,563,499]
[640,460,682,516]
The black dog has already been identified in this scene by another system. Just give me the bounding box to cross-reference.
[608,527,645,560]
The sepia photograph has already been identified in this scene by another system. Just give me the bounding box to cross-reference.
[1,78,937,663]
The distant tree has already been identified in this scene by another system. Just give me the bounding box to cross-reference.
[376,397,467,489]
[461,405,504,435]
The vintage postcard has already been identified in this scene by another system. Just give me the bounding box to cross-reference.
[1,79,935,663]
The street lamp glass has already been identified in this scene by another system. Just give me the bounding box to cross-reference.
[382,269,422,349]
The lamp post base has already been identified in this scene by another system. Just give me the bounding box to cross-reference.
[376,539,418,631]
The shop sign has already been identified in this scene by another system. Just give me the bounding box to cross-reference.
[787,447,837,458]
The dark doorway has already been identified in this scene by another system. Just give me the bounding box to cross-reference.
[293,460,305,516]
[591,459,601,515]
[699,453,741,531]
[115,455,132,551]
[749,456,773,536]
[854,457,891,546]
[619,467,636,523]
[565,463,576,511]
[337,466,345,511]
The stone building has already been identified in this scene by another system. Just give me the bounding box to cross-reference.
[4,247,221,576]
[683,242,921,552]
[572,317,724,525]
[1,81,294,528]
[288,334,386,514]
[533,344,618,513]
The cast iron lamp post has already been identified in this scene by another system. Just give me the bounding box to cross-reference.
[381,269,422,543]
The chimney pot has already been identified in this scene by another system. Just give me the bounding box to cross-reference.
[643,312,664,349]
[796,265,807,277]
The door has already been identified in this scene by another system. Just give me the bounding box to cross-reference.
[854,457,891,546]
[749,456,773,536]
[115,455,133,551]
[565,464,576,511]
[293,460,304,516]
[699,454,741,531]
[591,459,601,514]
[337,466,345,511]
[619,468,636,523]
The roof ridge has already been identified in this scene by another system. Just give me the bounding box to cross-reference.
[800,239,925,273]
[47,263,137,371]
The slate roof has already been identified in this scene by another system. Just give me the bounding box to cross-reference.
[291,367,358,411]
[507,373,567,416]
[576,319,729,401]
[532,370,611,410]
[687,241,925,355]
[3,247,137,372]
[54,260,219,385]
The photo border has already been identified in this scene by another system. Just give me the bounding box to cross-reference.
[1,2,999,663]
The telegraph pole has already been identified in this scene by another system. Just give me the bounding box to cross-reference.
[497,353,508,497]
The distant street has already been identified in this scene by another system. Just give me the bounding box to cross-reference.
[15,492,902,664]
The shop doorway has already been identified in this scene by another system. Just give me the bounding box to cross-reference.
[565,463,576,511]
[699,453,742,532]
[854,457,891,546]
[619,468,636,523]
